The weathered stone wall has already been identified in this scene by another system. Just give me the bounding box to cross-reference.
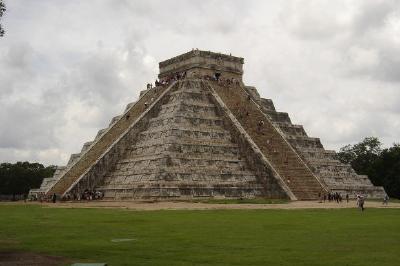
[159,50,243,80]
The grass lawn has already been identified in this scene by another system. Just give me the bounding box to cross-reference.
[0,204,399,266]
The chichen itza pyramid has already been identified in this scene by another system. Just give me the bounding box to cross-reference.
[30,50,386,200]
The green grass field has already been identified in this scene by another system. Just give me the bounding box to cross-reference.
[1,205,399,266]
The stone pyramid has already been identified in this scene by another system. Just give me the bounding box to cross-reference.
[30,50,386,200]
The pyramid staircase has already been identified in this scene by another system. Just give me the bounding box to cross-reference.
[243,85,386,198]
[209,81,327,200]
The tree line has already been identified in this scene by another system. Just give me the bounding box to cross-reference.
[336,137,400,199]
[0,162,55,200]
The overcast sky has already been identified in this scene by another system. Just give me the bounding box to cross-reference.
[0,0,399,166]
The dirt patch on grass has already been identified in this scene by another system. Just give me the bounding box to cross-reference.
[0,251,70,266]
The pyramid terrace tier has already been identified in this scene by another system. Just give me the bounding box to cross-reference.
[99,182,267,199]
[103,152,251,175]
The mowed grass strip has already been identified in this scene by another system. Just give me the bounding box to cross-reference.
[0,205,399,266]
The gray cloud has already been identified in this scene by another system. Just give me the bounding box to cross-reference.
[352,0,398,34]
[0,0,399,165]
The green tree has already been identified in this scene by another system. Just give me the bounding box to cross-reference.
[0,0,5,37]
[0,162,56,200]
[337,138,400,199]
[374,144,400,199]
[337,137,382,184]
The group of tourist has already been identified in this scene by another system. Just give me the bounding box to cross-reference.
[154,71,187,87]
[320,192,346,203]
[64,190,104,201]
[147,71,241,90]
[318,192,391,212]
[201,74,241,87]
[29,190,105,203]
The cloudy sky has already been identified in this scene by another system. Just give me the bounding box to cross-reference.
[0,0,399,166]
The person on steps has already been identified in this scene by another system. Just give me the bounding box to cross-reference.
[258,120,264,131]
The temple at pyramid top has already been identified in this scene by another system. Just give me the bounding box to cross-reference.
[29,50,386,201]
[159,49,244,81]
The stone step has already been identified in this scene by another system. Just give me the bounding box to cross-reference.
[148,114,224,128]
[274,122,307,137]
[263,110,292,123]
[117,153,245,164]
[80,141,93,153]
[300,150,337,161]
[140,126,229,136]
[124,101,136,112]
[137,127,232,143]
[169,90,211,102]
[288,137,323,149]
[67,153,81,166]
[95,128,108,141]
[159,101,217,116]
[260,98,276,111]
[128,143,240,157]
[170,88,205,96]
[100,184,265,199]
[131,137,238,148]
[52,166,67,178]
[103,171,258,185]
[109,115,122,126]
[112,152,249,166]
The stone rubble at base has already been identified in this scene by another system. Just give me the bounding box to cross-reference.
[29,50,386,201]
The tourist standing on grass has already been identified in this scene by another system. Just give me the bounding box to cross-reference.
[346,193,349,203]
[383,195,389,205]
[356,195,365,211]
[52,193,56,203]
